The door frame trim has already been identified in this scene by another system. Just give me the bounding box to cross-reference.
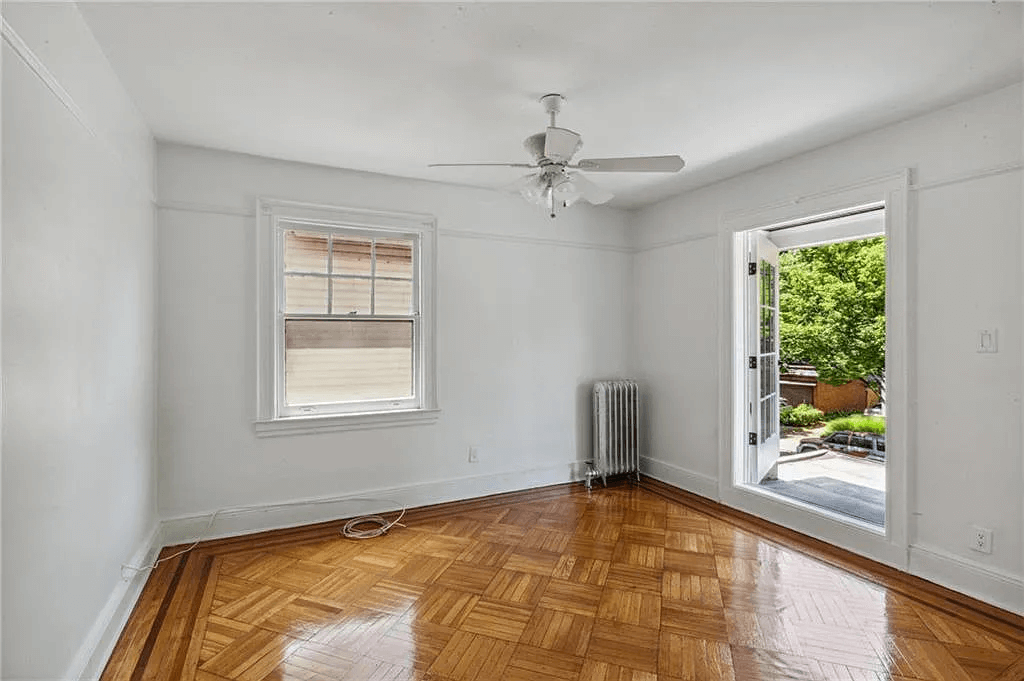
[717,170,911,570]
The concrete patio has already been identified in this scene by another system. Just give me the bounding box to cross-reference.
[775,450,885,491]
[761,450,886,525]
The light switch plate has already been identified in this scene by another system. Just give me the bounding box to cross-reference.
[978,329,999,353]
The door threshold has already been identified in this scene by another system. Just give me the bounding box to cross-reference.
[736,481,887,536]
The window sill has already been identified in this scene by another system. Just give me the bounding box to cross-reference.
[254,408,441,437]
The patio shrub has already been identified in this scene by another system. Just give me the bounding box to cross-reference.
[823,415,886,435]
[823,409,859,419]
[780,403,824,427]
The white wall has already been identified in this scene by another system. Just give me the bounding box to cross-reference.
[1,4,158,679]
[156,144,632,534]
[633,83,1023,612]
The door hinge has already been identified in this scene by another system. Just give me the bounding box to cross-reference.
[748,356,757,369]
[748,432,758,446]
[748,262,757,275]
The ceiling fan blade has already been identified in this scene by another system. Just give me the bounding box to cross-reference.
[544,127,582,163]
[428,162,536,168]
[574,155,685,172]
[568,172,614,205]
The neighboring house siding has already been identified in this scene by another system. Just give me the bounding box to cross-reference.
[781,364,879,413]
[815,380,878,413]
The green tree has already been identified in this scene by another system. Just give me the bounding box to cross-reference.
[779,236,886,397]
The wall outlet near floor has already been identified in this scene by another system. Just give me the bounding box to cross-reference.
[468,446,479,463]
[971,525,993,554]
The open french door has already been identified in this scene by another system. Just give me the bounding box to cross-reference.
[747,230,780,482]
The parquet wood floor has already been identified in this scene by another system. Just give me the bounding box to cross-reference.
[102,479,1024,681]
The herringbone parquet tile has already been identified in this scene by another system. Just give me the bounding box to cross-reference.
[102,480,1024,681]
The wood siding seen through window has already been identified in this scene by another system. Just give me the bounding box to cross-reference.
[282,228,416,407]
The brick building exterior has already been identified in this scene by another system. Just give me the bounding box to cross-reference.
[780,363,880,413]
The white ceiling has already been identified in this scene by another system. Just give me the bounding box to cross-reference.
[80,2,1023,209]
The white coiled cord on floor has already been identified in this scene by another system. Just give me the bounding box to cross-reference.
[342,506,407,539]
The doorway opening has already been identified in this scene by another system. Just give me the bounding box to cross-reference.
[741,207,887,528]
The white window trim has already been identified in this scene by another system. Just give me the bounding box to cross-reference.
[255,198,439,436]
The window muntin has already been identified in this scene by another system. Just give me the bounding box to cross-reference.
[278,223,420,416]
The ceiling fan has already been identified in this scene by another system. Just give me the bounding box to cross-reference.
[429,94,685,217]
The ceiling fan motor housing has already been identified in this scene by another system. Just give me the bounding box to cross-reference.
[523,129,583,166]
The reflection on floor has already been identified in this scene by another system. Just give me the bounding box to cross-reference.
[762,452,886,526]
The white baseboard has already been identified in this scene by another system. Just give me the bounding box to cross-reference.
[640,456,719,500]
[909,543,1024,615]
[162,461,587,545]
[65,523,164,681]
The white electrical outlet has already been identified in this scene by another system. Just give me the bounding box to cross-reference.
[971,525,993,554]
[468,447,479,463]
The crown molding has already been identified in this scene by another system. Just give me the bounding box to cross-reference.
[1,15,155,202]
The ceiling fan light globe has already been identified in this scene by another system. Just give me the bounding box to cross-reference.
[519,175,550,205]
[519,186,543,204]
[552,177,581,206]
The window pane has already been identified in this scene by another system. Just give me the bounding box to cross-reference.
[331,277,371,314]
[285,276,328,313]
[333,237,373,276]
[285,320,413,405]
[284,230,328,273]
[760,308,769,353]
[375,278,414,315]
[375,238,414,278]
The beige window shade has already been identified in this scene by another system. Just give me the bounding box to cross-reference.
[375,238,413,277]
[285,320,412,349]
[281,227,417,407]
[284,231,329,273]
[332,237,373,276]
[331,278,371,315]
[284,320,413,405]
[284,276,328,313]
[374,278,413,315]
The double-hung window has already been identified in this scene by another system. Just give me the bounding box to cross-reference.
[256,200,437,434]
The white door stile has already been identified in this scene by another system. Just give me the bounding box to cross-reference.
[748,231,781,483]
